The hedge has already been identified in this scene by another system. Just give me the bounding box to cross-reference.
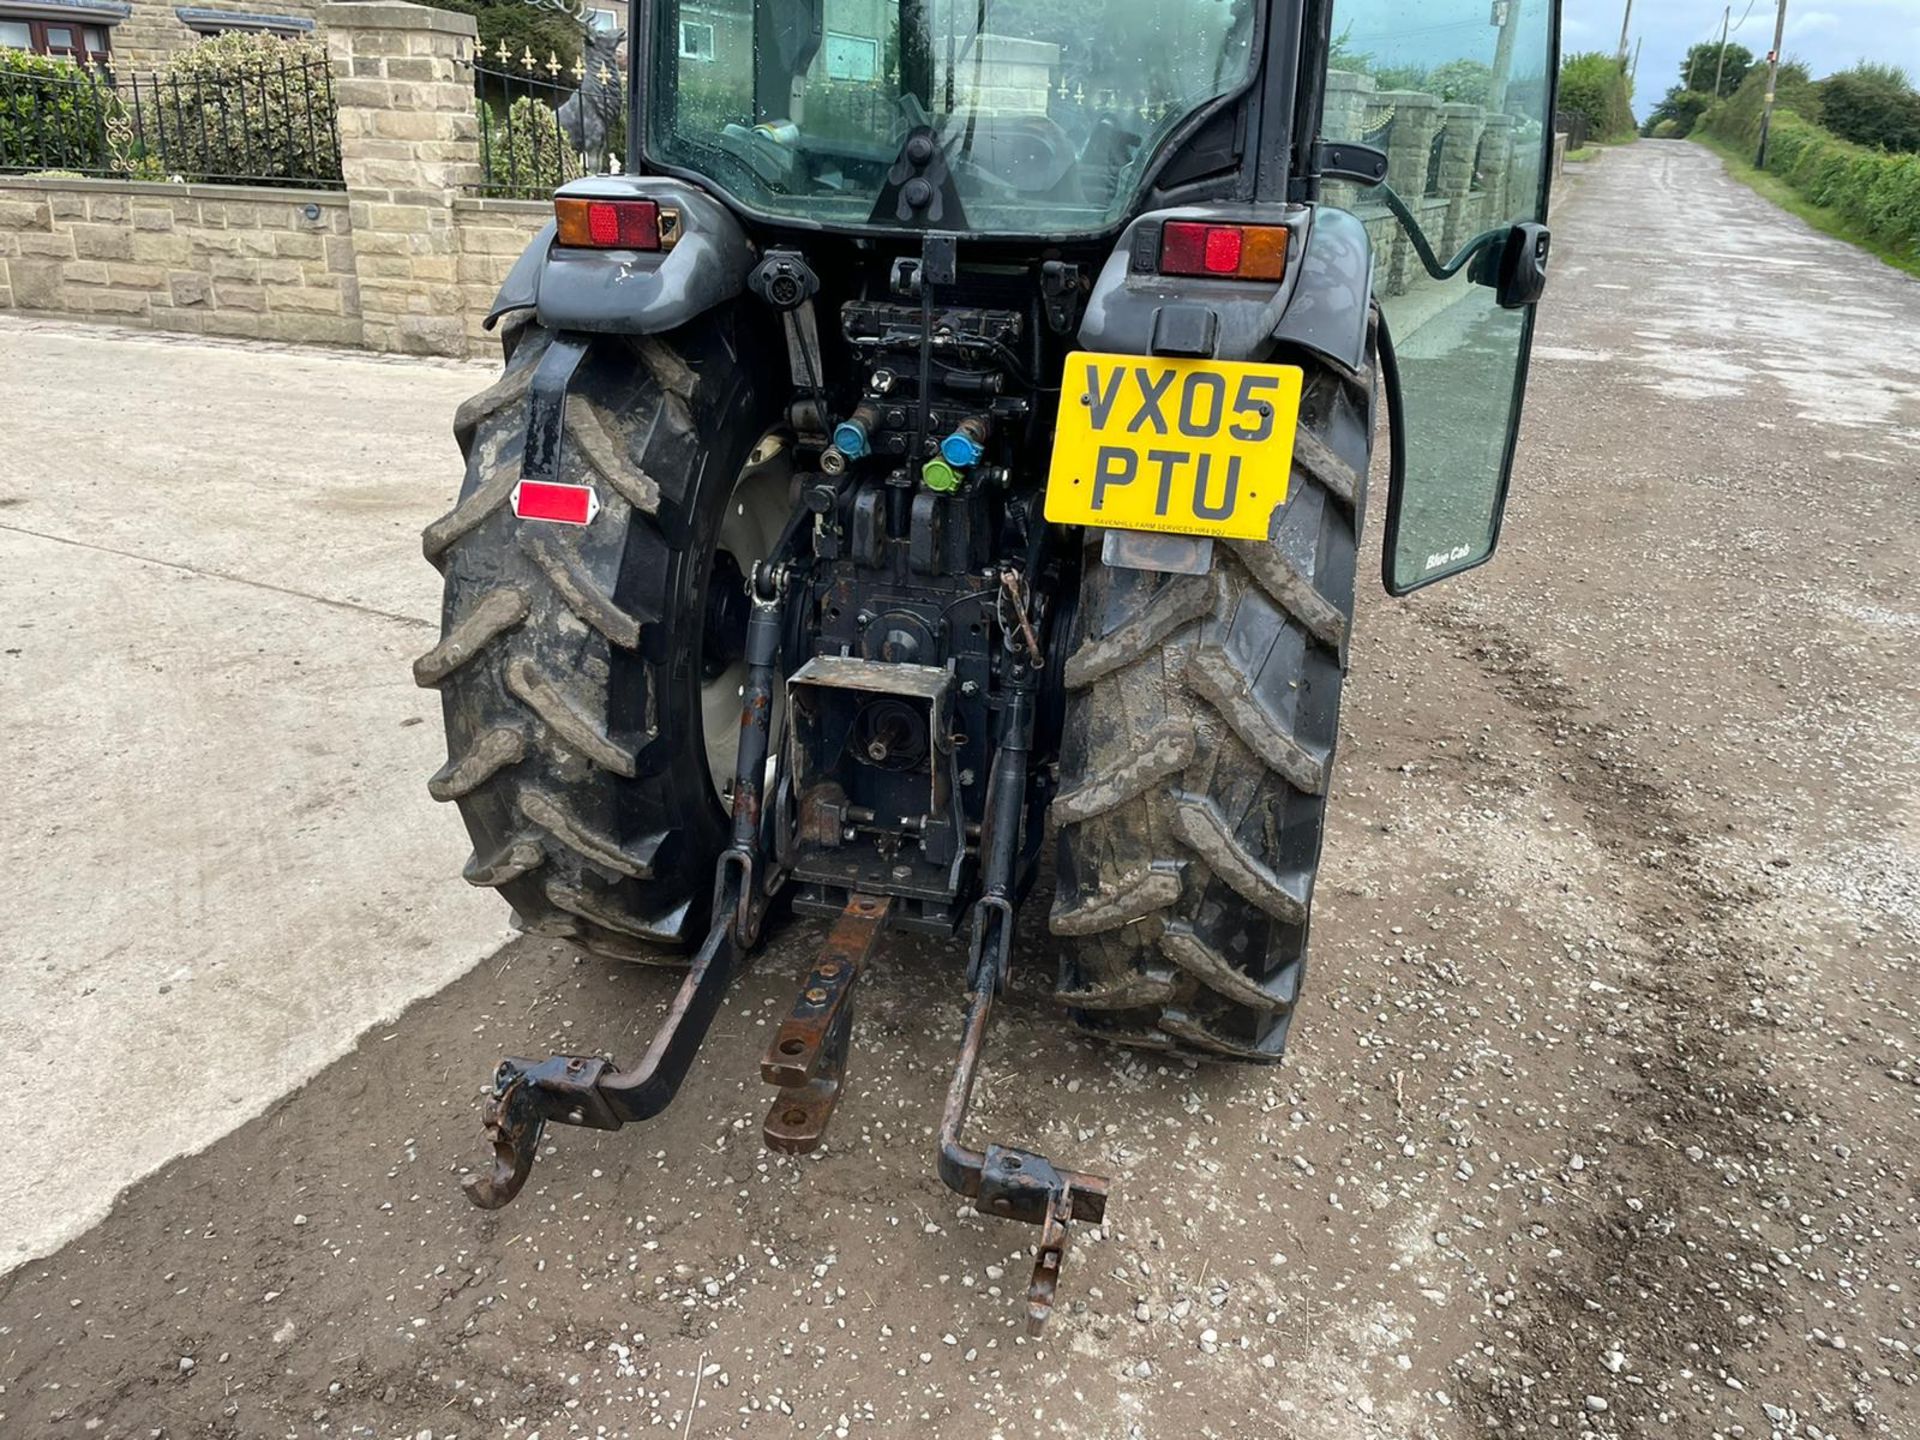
[1558,51,1636,141]
[1700,76,1920,264]
[1759,113,1920,259]
[478,94,579,198]
[147,32,340,185]
[0,51,115,174]
[1701,62,1816,150]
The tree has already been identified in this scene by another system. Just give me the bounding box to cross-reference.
[1558,51,1636,140]
[427,0,586,74]
[1682,40,1752,96]
[1427,58,1492,105]
[1818,62,1920,154]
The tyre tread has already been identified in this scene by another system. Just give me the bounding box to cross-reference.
[1048,353,1373,1060]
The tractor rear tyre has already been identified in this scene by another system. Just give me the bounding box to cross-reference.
[416,318,783,959]
[1049,343,1372,1061]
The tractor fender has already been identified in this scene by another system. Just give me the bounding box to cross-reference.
[484,176,756,336]
[1077,203,1372,373]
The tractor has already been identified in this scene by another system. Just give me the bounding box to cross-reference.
[418,0,1561,1330]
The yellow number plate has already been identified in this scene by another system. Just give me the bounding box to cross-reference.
[1043,352,1302,541]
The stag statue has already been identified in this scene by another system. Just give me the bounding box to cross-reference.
[558,21,625,172]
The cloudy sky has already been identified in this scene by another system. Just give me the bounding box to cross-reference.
[1563,0,1920,107]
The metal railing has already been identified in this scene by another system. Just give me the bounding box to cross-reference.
[471,41,626,199]
[1554,108,1590,151]
[0,55,342,187]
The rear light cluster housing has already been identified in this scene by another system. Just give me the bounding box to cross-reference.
[1158,220,1290,281]
[554,196,677,250]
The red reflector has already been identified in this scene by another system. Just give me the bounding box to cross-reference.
[587,201,621,246]
[593,200,657,247]
[512,480,600,526]
[1202,225,1243,274]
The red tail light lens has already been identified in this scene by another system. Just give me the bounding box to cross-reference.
[554,197,661,250]
[1158,221,1289,281]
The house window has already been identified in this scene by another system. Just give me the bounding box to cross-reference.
[823,30,877,83]
[175,8,314,39]
[678,19,712,62]
[0,14,115,63]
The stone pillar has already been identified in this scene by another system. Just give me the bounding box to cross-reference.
[1478,113,1517,218]
[325,1,481,357]
[1369,91,1440,293]
[1377,90,1442,199]
[1321,69,1376,143]
[1436,102,1486,253]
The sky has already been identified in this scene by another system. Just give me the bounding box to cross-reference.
[1563,0,1920,106]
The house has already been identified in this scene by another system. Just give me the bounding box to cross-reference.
[0,0,318,71]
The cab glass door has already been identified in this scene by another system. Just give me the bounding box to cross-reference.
[1321,0,1559,591]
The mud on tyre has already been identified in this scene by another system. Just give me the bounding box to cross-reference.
[415,317,781,958]
[1049,346,1372,1060]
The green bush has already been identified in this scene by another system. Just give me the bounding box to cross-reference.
[148,33,340,184]
[1558,51,1636,141]
[479,94,579,198]
[1818,63,1920,153]
[0,50,116,173]
[1699,61,1816,150]
[1643,87,1714,138]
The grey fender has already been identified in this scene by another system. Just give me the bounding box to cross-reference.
[484,176,756,336]
[1271,206,1373,373]
[1077,203,1373,373]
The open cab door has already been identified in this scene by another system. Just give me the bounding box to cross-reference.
[1321,0,1561,592]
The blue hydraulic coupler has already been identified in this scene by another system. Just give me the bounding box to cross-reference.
[832,416,871,459]
[939,415,990,470]
[831,402,881,461]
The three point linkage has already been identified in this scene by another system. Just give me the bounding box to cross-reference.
[460,565,1110,1332]
[462,885,1109,1333]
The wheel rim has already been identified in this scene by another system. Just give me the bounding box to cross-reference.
[700,438,791,802]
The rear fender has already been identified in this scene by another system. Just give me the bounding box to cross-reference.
[485,176,756,336]
[1076,204,1372,372]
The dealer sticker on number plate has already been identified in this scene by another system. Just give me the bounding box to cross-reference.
[1043,352,1303,541]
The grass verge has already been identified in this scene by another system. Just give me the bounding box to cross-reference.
[1691,133,1920,280]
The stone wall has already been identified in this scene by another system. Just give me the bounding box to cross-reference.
[452,196,548,347]
[0,1,546,357]
[946,35,1058,116]
[0,178,357,342]
[0,171,546,352]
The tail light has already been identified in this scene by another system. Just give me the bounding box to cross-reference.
[554,196,661,250]
[1158,221,1289,281]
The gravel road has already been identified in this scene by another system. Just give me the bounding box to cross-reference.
[1,142,1916,1440]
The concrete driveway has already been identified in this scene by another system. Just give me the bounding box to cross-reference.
[0,319,511,1268]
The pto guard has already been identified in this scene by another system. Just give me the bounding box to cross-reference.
[483,176,755,337]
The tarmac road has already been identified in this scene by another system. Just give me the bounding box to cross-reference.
[1,142,1917,1439]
